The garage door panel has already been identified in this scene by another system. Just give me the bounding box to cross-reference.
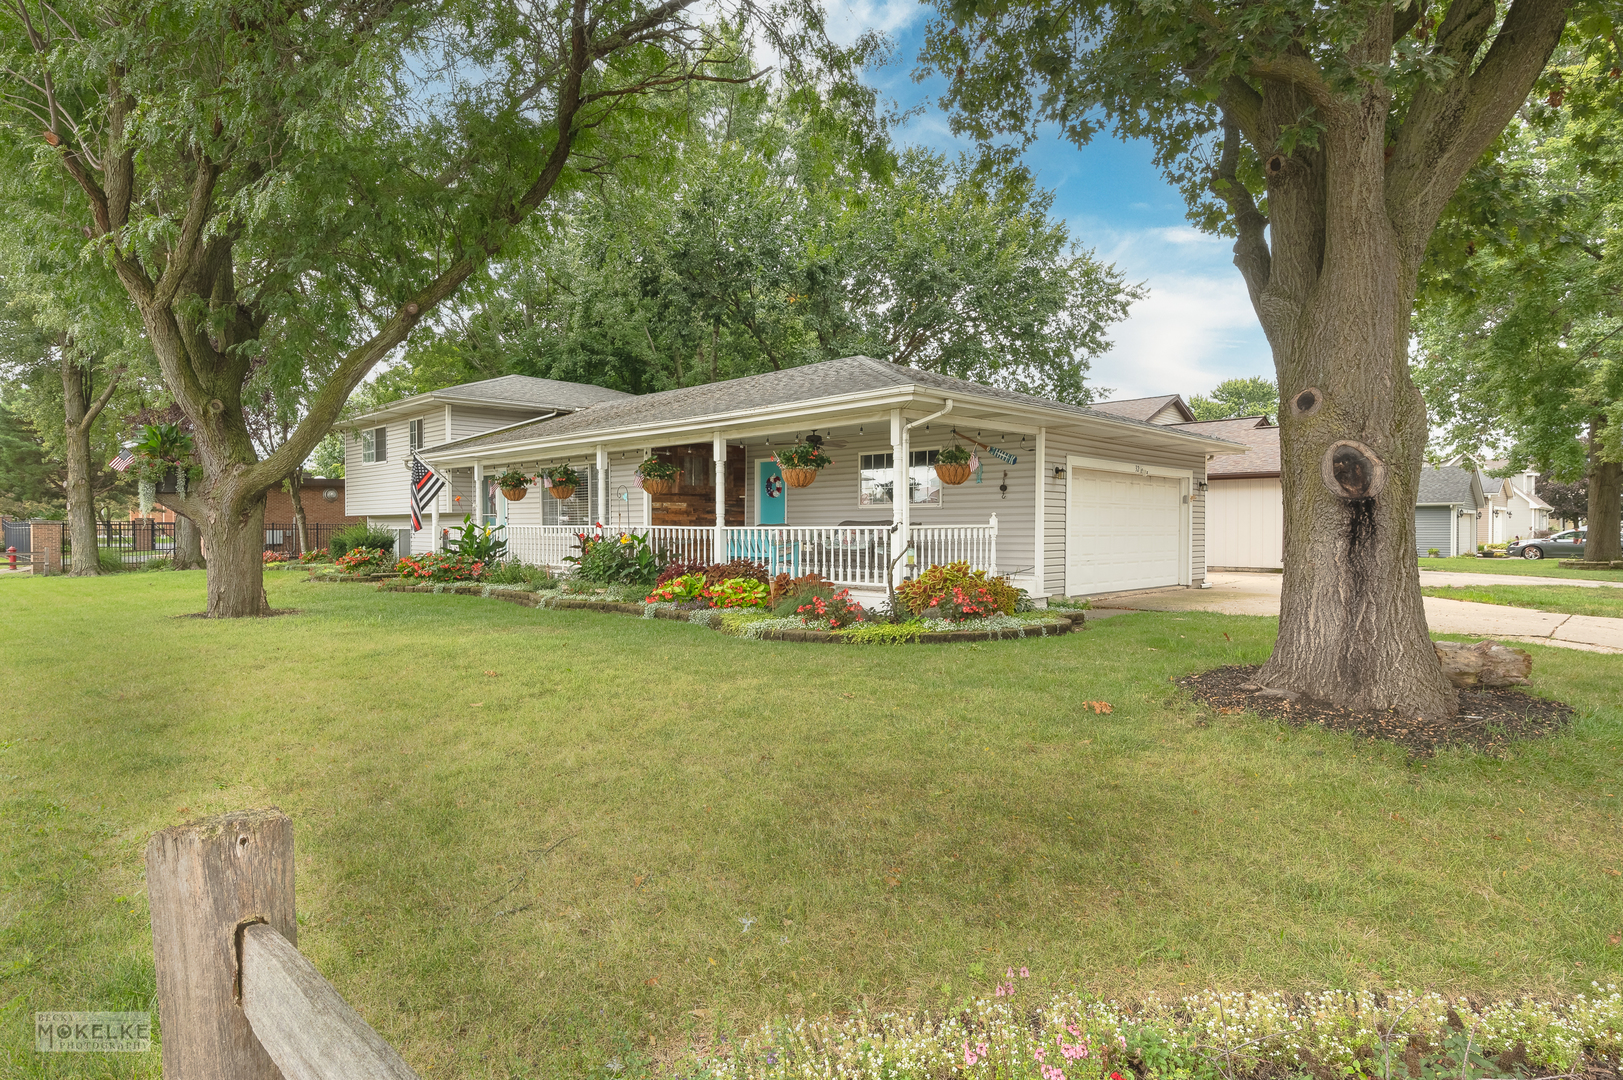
[1067,468,1184,594]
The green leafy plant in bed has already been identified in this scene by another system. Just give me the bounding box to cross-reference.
[835,620,928,644]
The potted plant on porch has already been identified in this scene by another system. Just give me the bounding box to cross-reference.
[541,463,581,500]
[773,441,834,488]
[934,443,975,486]
[495,467,534,501]
[636,456,679,495]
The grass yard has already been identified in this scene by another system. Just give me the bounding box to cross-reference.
[1419,555,1623,582]
[3,573,1622,1079]
[1423,584,1623,619]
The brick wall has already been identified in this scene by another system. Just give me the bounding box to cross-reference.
[160,478,360,526]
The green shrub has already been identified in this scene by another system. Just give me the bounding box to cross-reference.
[703,577,769,608]
[334,546,392,574]
[96,547,125,573]
[483,561,556,589]
[835,620,927,644]
[896,561,1018,616]
[396,552,487,582]
[140,556,173,572]
[569,531,659,588]
[331,523,396,560]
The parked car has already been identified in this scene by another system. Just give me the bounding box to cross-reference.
[1507,529,1587,559]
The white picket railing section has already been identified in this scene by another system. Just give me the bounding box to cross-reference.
[501,525,583,568]
[494,518,998,587]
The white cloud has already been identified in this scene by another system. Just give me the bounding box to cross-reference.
[824,0,925,44]
[1092,272,1269,399]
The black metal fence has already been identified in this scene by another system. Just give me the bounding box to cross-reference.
[48,519,349,570]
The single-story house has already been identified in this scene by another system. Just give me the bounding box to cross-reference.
[1169,416,1282,571]
[340,374,636,551]
[1415,465,1485,557]
[1476,461,1551,544]
[412,356,1251,600]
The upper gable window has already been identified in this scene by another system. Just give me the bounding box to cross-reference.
[409,419,425,451]
[361,427,387,463]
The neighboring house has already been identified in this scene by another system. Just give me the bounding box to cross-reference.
[1091,394,1197,426]
[1169,416,1282,571]
[416,356,1249,600]
[339,374,636,549]
[1415,466,1485,557]
[261,477,360,527]
[1475,461,1552,544]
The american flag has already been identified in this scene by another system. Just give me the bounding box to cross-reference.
[409,455,445,531]
[108,449,135,472]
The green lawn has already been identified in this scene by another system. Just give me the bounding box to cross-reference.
[1419,555,1623,581]
[1423,584,1623,619]
[3,573,1622,1079]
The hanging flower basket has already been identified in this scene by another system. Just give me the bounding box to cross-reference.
[641,476,677,495]
[501,486,528,502]
[636,456,679,495]
[495,468,533,502]
[540,463,581,501]
[935,462,973,486]
[935,443,974,486]
[773,442,833,489]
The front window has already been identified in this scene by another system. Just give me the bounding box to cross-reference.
[360,427,387,463]
[541,471,593,526]
[908,449,942,506]
[409,418,424,450]
[859,453,894,506]
[482,478,497,526]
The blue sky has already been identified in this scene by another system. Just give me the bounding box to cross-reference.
[828,0,1275,400]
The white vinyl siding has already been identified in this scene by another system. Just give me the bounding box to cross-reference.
[1206,477,1283,570]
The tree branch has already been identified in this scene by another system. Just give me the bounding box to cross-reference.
[77,365,124,435]
[1387,0,1571,245]
[1210,115,1271,319]
[1245,54,1336,110]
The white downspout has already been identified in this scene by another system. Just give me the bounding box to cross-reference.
[712,431,726,563]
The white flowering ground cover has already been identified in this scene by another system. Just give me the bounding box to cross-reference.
[685,982,1623,1080]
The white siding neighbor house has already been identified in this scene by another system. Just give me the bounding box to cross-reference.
[339,375,635,551]
[1168,416,1282,571]
[414,356,1251,601]
[1476,462,1552,545]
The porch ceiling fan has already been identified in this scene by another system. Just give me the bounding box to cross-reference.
[802,431,849,450]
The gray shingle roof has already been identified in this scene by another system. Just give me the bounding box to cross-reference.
[1417,465,1482,507]
[1171,416,1279,476]
[431,374,634,409]
[431,356,1243,455]
[1091,394,1195,424]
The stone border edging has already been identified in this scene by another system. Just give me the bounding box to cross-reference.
[1557,559,1623,570]
[372,582,1080,643]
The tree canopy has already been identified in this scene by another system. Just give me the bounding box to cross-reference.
[1189,376,1278,421]
[367,81,1140,407]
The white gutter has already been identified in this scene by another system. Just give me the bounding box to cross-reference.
[906,399,953,430]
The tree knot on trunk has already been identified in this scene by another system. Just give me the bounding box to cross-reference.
[1321,440,1387,499]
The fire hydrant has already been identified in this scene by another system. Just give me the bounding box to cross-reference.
[5,546,16,570]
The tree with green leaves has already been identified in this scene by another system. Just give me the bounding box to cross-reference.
[1415,44,1622,562]
[1189,376,1278,421]
[379,83,1138,405]
[1,0,851,614]
[922,0,1601,718]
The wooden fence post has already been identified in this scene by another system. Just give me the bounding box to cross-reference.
[146,808,296,1080]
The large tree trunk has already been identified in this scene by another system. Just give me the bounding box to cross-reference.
[60,350,120,577]
[173,513,204,570]
[200,496,270,616]
[1586,450,1621,563]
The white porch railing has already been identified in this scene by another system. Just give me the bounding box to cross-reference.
[495,518,998,589]
[501,525,583,568]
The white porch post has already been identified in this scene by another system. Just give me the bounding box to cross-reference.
[899,415,912,578]
[712,431,725,563]
[430,503,439,552]
[890,410,905,587]
[595,444,608,530]
[1032,427,1046,596]
[472,461,483,526]
[641,447,653,531]
[988,513,999,575]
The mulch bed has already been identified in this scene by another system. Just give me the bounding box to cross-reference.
[1178,665,1575,755]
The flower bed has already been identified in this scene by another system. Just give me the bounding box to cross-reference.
[678,979,1623,1080]
[372,580,1078,643]
[395,552,487,582]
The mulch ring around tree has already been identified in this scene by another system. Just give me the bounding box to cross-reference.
[1178,665,1575,755]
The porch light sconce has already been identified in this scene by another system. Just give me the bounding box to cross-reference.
[1052,465,1066,480]
[1194,479,1209,494]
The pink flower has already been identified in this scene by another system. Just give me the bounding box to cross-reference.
[1034,1048,1046,1063]
[1020,967,1029,978]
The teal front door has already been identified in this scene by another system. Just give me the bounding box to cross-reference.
[758,460,786,525]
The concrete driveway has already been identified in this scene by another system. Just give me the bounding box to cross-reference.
[1091,571,1623,654]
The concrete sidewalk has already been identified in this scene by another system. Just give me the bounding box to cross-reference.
[1418,568,1623,588]
[1091,572,1623,654]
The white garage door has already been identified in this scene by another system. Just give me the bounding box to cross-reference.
[1067,467,1185,594]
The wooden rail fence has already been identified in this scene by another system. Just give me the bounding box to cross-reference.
[145,808,418,1079]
